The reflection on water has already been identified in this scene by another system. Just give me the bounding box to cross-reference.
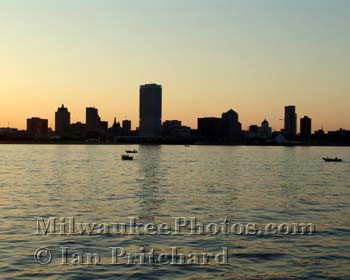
[0,145,349,279]
[137,145,163,219]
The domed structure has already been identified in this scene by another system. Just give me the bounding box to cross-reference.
[261,119,269,128]
[260,119,272,138]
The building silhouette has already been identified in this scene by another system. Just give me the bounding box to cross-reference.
[109,117,122,136]
[284,105,297,137]
[112,118,121,129]
[261,119,272,138]
[163,120,182,133]
[139,84,162,137]
[162,120,191,138]
[86,107,100,131]
[248,125,259,138]
[100,121,108,130]
[221,109,242,138]
[300,116,312,138]
[248,119,272,139]
[70,122,86,138]
[315,128,325,137]
[55,104,70,135]
[198,117,222,138]
[122,120,132,135]
[198,109,242,140]
[27,117,48,136]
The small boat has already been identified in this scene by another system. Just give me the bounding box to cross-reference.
[122,154,134,160]
[126,149,138,154]
[322,157,342,162]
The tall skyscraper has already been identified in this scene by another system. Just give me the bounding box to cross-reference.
[86,107,101,131]
[55,104,70,135]
[300,116,312,138]
[284,105,297,137]
[139,84,162,137]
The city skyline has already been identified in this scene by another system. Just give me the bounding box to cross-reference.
[4,92,342,146]
[0,82,346,134]
[1,91,349,134]
[1,0,350,131]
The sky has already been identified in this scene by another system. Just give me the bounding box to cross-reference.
[0,0,349,131]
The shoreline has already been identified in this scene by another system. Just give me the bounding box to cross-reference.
[0,141,350,147]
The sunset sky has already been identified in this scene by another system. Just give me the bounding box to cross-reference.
[0,0,349,131]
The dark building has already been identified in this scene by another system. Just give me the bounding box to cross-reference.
[248,119,272,139]
[0,127,18,135]
[261,119,272,138]
[328,129,350,139]
[162,120,191,138]
[198,109,242,140]
[300,116,312,138]
[100,121,108,131]
[198,117,222,138]
[139,84,162,137]
[315,128,325,136]
[70,122,86,138]
[284,105,297,137]
[27,117,48,136]
[122,120,132,135]
[110,118,122,136]
[222,109,238,124]
[167,126,191,138]
[163,120,181,128]
[326,129,350,145]
[249,125,259,133]
[86,107,101,131]
[55,104,70,135]
[163,120,182,134]
[0,128,27,141]
[221,109,242,138]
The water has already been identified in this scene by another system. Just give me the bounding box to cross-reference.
[0,145,349,279]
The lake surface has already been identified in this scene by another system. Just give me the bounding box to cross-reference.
[0,145,349,279]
